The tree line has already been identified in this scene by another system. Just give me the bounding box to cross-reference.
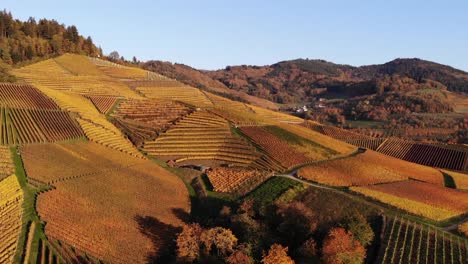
[0,10,102,65]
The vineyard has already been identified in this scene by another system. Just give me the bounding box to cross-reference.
[134,80,213,107]
[0,83,58,110]
[376,138,468,172]
[20,142,146,184]
[111,99,191,145]
[377,217,467,263]
[26,142,189,264]
[0,175,24,264]
[0,146,14,181]
[90,57,166,80]
[304,122,468,172]
[262,125,342,161]
[143,111,275,169]
[32,87,144,158]
[12,57,140,98]
[206,167,270,193]
[86,95,119,114]
[0,107,84,145]
[297,150,444,187]
[277,123,357,154]
[351,180,468,221]
[205,91,271,125]
[240,126,313,169]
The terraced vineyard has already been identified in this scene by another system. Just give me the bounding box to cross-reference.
[240,126,310,170]
[143,111,279,169]
[111,99,190,145]
[0,175,24,264]
[31,87,144,158]
[377,217,467,264]
[134,79,213,107]
[12,56,140,98]
[90,57,166,80]
[114,98,188,123]
[86,95,119,114]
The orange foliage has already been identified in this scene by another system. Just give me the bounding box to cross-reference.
[322,228,366,264]
[262,244,295,264]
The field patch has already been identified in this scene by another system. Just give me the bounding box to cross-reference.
[206,167,270,193]
[240,126,310,169]
[24,142,189,263]
[298,150,443,187]
[351,180,468,221]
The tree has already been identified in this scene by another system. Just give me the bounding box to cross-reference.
[176,223,203,262]
[132,56,138,64]
[275,201,317,247]
[225,244,253,264]
[322,228,366,264]
[342,213,374,247]
[200,227,238,257]
[299,238,317,258]
[261,244,294,264]
[108,51,120,61]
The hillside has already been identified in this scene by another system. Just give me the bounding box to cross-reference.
[142,60,279,109]
[0,52,466,264]
[0,11,102,82]
[204,58,468,143]
[207,58,468,102]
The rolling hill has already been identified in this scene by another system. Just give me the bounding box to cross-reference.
[0,52,465,264]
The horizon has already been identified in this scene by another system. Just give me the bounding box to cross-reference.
[3,0,468,71]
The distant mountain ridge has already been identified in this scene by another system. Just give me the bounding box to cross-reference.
[206,58,468,104]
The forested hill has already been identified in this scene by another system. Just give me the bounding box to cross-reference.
[206,58,468,104]
[0,10,102,81]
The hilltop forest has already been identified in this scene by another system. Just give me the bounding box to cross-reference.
[0,10,101,81]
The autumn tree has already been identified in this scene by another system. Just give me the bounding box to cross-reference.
[322,228,366,264]
[298,238,317,258]
[261,244,295,264]
[200,227,238,258]
[342,213,374,247]
[275,201,317,247]
[108,51,120,61]
[176,223,203,262]
[225,244,253,264]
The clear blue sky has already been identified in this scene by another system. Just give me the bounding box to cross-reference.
[3,0,468,71]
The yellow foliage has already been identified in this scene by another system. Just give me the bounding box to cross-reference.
[458,222,468,236]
